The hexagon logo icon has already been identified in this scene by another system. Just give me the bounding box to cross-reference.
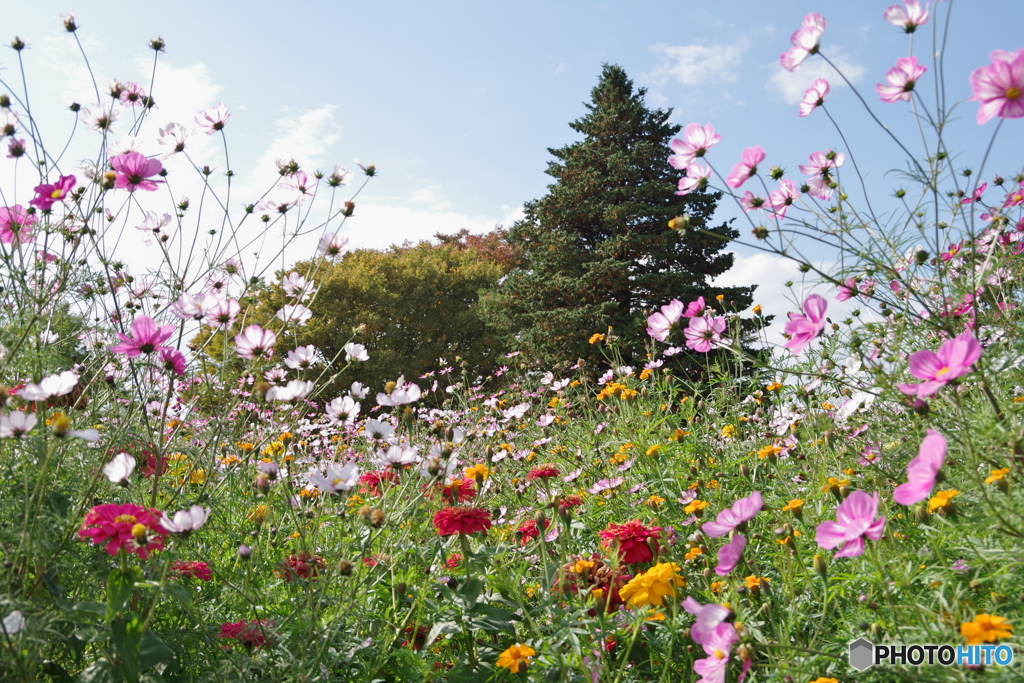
[849,638,875,671]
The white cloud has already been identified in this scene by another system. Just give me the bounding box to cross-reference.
[555,62,568,75]
[645,40,747,87]
[246,106,342,191]
[767,51,866,105]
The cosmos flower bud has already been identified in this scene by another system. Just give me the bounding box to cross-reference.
[342,201,356,217]
[813,553,827,579]
[255,473,272,494]
[357,506,373,524]
[237,544,252,560]
[370,508,386,528]
[11,37,25,51]
[337,559,354,576]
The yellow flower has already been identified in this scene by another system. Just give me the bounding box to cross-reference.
[961,614,1013,646]
[547,396,561,409]
[928,489,959,513]
[646,444,662,457]
[670,429,690,441]
[986,468,1010,484]
[721,424,737,439]
[716,294,725,301]
[645,494,666,509]
[684,500,708,515]
[247,505,268,523]
[809,679,839,683]
[709,581,724,594]
[757,444,783,459]
[744,575,769,591]
[573,560,595,574]
[820,402,834,410]
[639,367,653,380]
[618,562,685,608]
[262,441,285,457]
[496,644,536,673]
[782,499,804,512]
[588,333,605,344]
[752,305,762,314]
[464,463,491,481]
[821,477,849,493]
[685,547,703,561]
[644,611,667,621]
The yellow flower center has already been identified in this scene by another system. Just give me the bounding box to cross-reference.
[50,188,64,198]
[1006,86,1022,100]
[131,523,148,540]
[714,648,726,659]
[935,366,950,377]
[114,514,138,524]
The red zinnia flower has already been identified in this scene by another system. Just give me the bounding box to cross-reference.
[219,620,271,649]
[171,560,213,581]
[278,552,326,581]
[359,470,399,496]
[440,477,477,504]
[433,506,492,537]
[527,464,560,481]
[516,518,550,546]
[445,553,462,569]
[558,495,584,512]
[599,520,662,565]
[78,503,169,559]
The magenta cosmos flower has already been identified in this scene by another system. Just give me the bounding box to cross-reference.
[783,294,827,355]
[780,13,826,72]
[693,623,739,683]
[897,330,982,398]
[798,79,830,117]
[702,491,763,537]
[877,56,927,103]
[893,429,947,505]
[647,299,685,341]
[669,123,721,168]
[815,490,885,558]
[234,324,277,360]
[799,149,845,200]
[110,152,164,192]
[110,315,175,357]
[30,174,77,211]
[684,316,729,353]
[725,146,765,189]
[0,205,36,244]
[714,534,746,576]
[836,277,857,301]
[969,49,1024,125]
[883,0,930,33]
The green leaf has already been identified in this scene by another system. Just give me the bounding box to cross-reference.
[457,577,483,608]
[423,621,460,650]
[110,616,143,683]
[75,658,116,683]
[106,567,142,622]
[139,631,174,671]
[161,582,192,610]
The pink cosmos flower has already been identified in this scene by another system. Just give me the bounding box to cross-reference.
[768,179,799,219]
[897,331,982,398]
[783,294,827,355]
[835,277,857,301]
[110,315,175,357]
[740,191,765,213]
[684,297,706,318]
[208,298,241,330]
[780,13,827,72]
[158,347,186,376]
[0,205,37,244]
[876,56,927,103]
[883,0,930,33]
[725,146,766,189]
[693,623,738,683]
[647,299,685,342]
[798,150,845,202]
[6,138,25,158]
[669,123,721,168]
[676,163,711,196]
[798,79,830,117]
[234,325,277,360]
[970,49,1024,125]
[682,597,731,646]
[684,316,729,353]
[318,232,349,260]
[960,182,987,204]
[118,82,146,106]
[195,103,231,134]
[29,174,77,211]
[110,152,164,192]
[893,429,946,505]
[714,534,746,576]
[815,490,885,558]
[702,491,763,537]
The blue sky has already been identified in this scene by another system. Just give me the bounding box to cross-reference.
[6,0,1022,334]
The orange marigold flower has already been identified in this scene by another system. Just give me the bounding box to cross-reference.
[496,644,536,673]
[960,614,1013,646]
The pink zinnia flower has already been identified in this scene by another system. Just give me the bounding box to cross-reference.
[234,324,277,360]
[195,103,231,134]
[897,331,982,398]
[893,429,946,505]
[676,163,711,196]
[684,316,728,353]
[815,490,885,558]
[780,13,827,72]
[0,205,37,244]
[29,175,77,211]
[109,315,175,357]
[725,146,766,189]
[883,0,930,33]
[219,620,271,649]
[876,56,927,103]
[78,503,169,559]
[970,49,1024,125]
[768,179,799,219]
[714,534,746,576]
[669,123,721,168]
[693,623,738,683]
[110,152,164,192]
[702,491,763,538]
[600,520,662,564]
[783,294,827,355]
[171,560,212,581]
[798,79,830,117]
[647,299,685,342]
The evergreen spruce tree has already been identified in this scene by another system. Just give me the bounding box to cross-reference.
[482,64,756,373]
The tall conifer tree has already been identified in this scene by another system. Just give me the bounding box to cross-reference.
[483,64,755,372]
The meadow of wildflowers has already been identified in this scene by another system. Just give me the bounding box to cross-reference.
[1,3,1023,682]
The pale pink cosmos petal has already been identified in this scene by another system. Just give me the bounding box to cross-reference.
[970,49,1024,125]
[714,534,746,576]
[883,0,930,32]
[798,79,830,117]
[876,56,928,103]
[768,179,799,219]
[676,163,712,196]
[646,299,685,341]
[684,297,706,318]
[702,491,762,537]
[814,520,849,550]
[940,331,983,377]
[780,13,827,72]
[668,123,721,168]
[725,146,766,188]
[834,536,866,558]
[893,429,946,505]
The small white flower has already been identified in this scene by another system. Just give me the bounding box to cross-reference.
[0,411,37,438]
[265,380,314,402]
[363,419,395,441]
[373,445,420,469]
[308,462,359,494]
[344,342,369,362]
[18,370,78,401]
[284,345,319,370]
[317,233,349,260]
[159,505,210,536]
[349,381,369,400]
[39,330,59,345]
[280,272,317,301]
[325,395,360,424]
[103,452,136,486]
[276,304,313,326]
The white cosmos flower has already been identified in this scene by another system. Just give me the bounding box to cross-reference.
[276,304,313,326]
[159,505,210,536]
[280,272,317,301]
[265,380,314,402]
[325,395,360,424]
[308,462,360,494]
[103,452,136,486]
[18,370,78,401]
[373,446,420,469]
[344,342,369,362]
[376,375,421,406]
[284,345,319,370]
[363,419,395,441]
[0,411,37,438]
[349,382,369,400]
